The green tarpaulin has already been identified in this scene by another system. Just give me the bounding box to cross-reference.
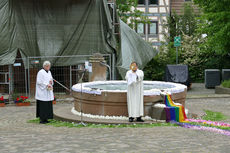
[117,19,158,78]
[0,0,157,78]
[0,0,116,64]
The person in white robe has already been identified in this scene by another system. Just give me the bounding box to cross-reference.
[125,62,144,122]
[35,61,54,124]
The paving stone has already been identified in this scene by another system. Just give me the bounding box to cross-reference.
[0,98,230,152]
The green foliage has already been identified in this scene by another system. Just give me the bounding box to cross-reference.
[144,42,176,80]
[165,3,199,41]
[28,118,177,128]
[116,0,149,29]
[180,33,209,81]
[222,79,230,88]
[11,90,19,101]
[144,3,201,81]
[202,110,228,121]
[144,2,230,82]
[194,0,230,55]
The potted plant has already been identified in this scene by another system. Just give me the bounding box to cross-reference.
[15,96,30,106]
[0,96,5,107]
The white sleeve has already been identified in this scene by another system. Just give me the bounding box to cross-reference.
[126,71,137,85]
[137,70,144,81]
[36,71,48,90]
[125,71,130,81]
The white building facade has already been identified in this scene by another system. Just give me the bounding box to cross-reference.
[136,0,170,49]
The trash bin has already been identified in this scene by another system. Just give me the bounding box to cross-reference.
[222,69,230,81]
[165,65,191,87]
[205,69,221,88]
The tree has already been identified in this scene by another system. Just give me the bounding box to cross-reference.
[144,2,230,82]
[193,0,230,55]
[144,3,201,81]
[116,0,149,29]
[180,33,208,81]
[164,3,199,41]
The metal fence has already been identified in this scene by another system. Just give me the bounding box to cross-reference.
[0,65,10,94]
[0,54,113,100]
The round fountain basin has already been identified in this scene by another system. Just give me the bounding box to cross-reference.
[72,81,187,116]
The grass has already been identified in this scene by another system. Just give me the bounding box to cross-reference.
[221,79,230,88]
[28,110,229,129]
[202,110,228,121]
[190,110,230,131]
[28,118,178,128]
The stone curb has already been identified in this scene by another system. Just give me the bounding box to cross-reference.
[186,94,230,99]
[53,106,164,125]
[215,86,230,94]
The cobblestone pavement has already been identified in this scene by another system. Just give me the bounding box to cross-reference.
[187,83,215,95]
[1,98,230,153]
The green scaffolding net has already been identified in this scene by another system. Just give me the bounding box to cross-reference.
[0,0,157,78]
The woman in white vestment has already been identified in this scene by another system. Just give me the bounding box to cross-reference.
[35,61,54,124]
[125,62,144,122]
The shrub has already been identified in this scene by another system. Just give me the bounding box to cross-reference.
[222,80,230,88]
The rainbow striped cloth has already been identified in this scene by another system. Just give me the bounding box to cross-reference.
[163,94,230,136]
[164,94,188,123]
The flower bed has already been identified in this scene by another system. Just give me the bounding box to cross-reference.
[0,96,5,107]
[0,103,5,107]
[14,96,31,106]
[15,102,30,106]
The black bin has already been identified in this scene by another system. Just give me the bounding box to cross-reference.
[222,69,230,81]
[165,65,191,87]
[205,69,221,88]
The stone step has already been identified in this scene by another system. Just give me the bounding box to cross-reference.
[151,103,193,121]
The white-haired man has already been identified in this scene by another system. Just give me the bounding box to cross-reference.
[35,61,54,124]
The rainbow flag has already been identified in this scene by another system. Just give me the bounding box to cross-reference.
[163,94,230,136]
[164,94,187,123]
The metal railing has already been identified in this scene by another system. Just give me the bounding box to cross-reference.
[0,54,114,100]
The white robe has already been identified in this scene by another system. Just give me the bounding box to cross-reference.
[125,69,144,117]
[35,69,54,101]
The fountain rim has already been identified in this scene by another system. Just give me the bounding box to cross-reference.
[71,80,187,96]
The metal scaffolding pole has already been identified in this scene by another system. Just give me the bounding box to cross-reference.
[70,65,72,89]
[27,58,30,98]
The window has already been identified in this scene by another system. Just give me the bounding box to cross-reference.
[136,23,145,34]
[138,0,145,5]
[149,0,158,5]
[148,21,158,35]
